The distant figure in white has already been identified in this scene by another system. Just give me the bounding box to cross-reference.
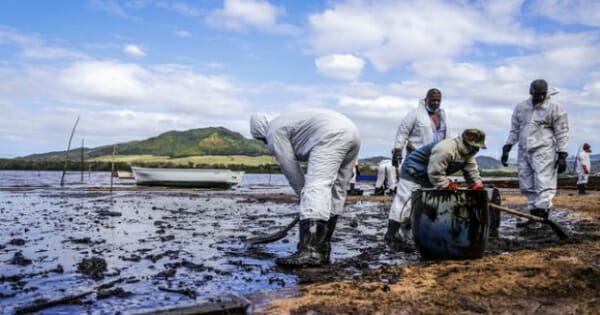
[374,159,396,195]
[576,143,592,195]
[348,161,360,192]
[249,109,360,267]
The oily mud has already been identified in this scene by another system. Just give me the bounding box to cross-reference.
[1,172,598,313]
[264,192,600,314]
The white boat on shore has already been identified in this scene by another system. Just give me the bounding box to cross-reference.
[116,170,134,179]
[131,167,244,189]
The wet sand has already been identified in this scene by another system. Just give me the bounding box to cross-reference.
[262,193,600,314]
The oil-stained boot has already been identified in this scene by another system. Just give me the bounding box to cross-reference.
[578,184,587,195]
[373,187,384,196]
[323,215,338,259]
[275,219,329,267]
[384,219,411,248]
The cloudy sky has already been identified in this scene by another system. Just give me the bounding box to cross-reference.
[1,0,599,159]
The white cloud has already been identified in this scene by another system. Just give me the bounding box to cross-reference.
[412,60,488,84]
[315,54,365,81]
[307,0,533,71]
[58,61,245,115]
[123,44,146,57]
[0,26,88,60]
[206,0,298,34]
[156,1,200,17]
[174,29,191,38]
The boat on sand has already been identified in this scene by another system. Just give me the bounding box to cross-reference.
[131,167,244,189]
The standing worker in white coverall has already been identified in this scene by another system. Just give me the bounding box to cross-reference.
[501,79,569,228]
[576,143,592,195]
[387,88,449,241]
[250,109,360,267]
[374,159,396,195]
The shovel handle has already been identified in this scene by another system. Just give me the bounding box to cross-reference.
[489,203,545,222]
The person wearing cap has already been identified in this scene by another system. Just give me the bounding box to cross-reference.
[501,79,569,228]
[249,109,360,267]
[576,143,592,195]
[385,129,486,246]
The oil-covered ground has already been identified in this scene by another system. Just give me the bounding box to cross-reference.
[1,171,598,314]
[264,193,600,314]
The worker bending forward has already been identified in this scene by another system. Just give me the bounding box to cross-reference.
[250,109,360,267]
[385,129,486,246]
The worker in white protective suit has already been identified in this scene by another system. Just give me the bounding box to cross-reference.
[501,79,569,228]
[374,159,396,195]
[385,129,487,246]
[249,109,360,267]
[576,143,592,195]
[387,88,449,238]
[391,88,448,167]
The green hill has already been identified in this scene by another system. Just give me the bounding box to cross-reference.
[20,127,270,161]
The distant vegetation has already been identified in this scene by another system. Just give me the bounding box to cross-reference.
[20,127,269,161]
[5,126,595,176]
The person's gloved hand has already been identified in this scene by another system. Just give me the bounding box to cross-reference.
[448,180,459,192]
[501,144,512,167]
[556,152,568,174]
[470,182,485,190]
[583,165,590,174]
[391,148,402,168]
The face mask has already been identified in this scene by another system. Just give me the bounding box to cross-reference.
[470,147,480,155]
[425,103,439,113]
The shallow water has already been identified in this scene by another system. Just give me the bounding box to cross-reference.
[0,171,589,314]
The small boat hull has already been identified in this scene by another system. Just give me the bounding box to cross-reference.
[131,167,244,189]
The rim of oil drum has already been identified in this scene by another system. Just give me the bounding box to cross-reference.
[410,189,489,260]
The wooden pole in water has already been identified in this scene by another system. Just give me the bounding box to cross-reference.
[60,116,80,187]
[80,138,84,183]
[110,145,116,193]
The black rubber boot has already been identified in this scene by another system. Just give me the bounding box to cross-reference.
[373,187,384,196]
[323,215,338,259]
[578,184,587,195]
[384,219,411,248]
[275,219,330,267]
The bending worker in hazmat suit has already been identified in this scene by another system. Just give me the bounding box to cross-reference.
[501,79,569,228]
[385,129,486,246]
[250,109,360,267]
[374,159,396,196]
[576,143,592,195]
[387,88,449,240]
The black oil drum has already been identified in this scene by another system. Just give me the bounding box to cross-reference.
[411,189,489,260]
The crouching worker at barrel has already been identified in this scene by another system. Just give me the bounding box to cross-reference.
[385,129,487,247]
[249,109,361,267]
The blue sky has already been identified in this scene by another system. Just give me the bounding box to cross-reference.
[1,0,599,159]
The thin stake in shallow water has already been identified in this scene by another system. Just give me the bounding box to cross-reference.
[60,116,80,187]
[80,138,84,183]
[110,145,116,193]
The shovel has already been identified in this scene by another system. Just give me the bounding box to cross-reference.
[489,203,570,240]
[246,215,299,245]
